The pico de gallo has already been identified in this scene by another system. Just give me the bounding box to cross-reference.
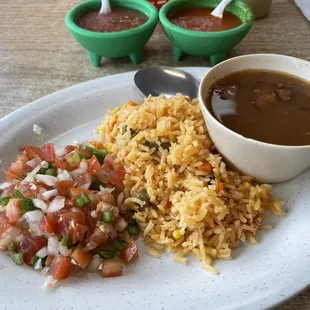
[0,142,140,287]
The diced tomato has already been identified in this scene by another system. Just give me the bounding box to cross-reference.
[18,182,40,198]
[4,170,20,182]
[41,143,56,163]
[71,244,92,268]
[88,156,102,175]
[20,236,47,266]
[5,199,22,224]
[36,182,54,191]
[0,215,11,235]
[49,256,73,280]
[3,184,15,197]
[8,161,27,178]
[96,190,115,205]
[70,223,88,244]
[61,211,85,225]
[56,180,78,196]
[65,197,75,208]
[16,153,29,163]
[86,228,108,247]
[101,258,123,278]
[71,170,92,188]
[68,187,95,199]
[46,213,58,228]
[64,145,77,154]
[21,146,43,160]
[108,168,126,185]
[119,239,139,264]
[39,215,54,234]
[102,155,115,174]
[45,255,55,267]
[84,203,99,231]
[55,219,70,237]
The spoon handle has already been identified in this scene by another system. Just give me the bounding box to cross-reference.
[211,0,233,18]
[99,0,111,14]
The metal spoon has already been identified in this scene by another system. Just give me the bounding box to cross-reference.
[134,67,199,98]
[99,0,111,14]
[211,0,234,18]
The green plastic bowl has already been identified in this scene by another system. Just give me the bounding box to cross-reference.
[65,0,158,67]
[159,0,254,66]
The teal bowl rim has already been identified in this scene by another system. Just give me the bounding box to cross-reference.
[159,0,254,37]
[65,0,159,38]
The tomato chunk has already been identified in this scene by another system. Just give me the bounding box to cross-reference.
[41,143,56,163]
[45,255,55,267]
[18,182,40,198]
[86,228,108,247]
[119,239,139,264]
[50,256,73,280]
[101,258,123,278]
[4,170,21,182]
[0,215,11,235]
[68,188,95,199]
[21,146,43,159]
[56,180,78,196]
[71,244,92,268]
[8,161,27,179]
[88,155,102,175]
[5,199,22,224]
[69,223,88,244]
[39,215,54,234]
[20,236,47,265]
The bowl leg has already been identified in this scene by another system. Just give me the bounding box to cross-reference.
[87,51,102,67]
[129,48,144,65]
[210,52,227,66]
[172,45,183,61]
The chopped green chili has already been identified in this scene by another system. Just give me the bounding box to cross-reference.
[11,252,24,265]
[61,235,72,248]
[13,189,24,199]
[136,191,150,207]
[92,149,107,165]
[113,239,126,251]
[0,197,11,207]
[75,194,91,208]
[30,255,40,266]
[94,250,115,259]
[8,242,17,253]
[102,211,115,223]
[127,225,140,236]
[45,168,57,177]
[21,199,39,213]
[65,149,84,166]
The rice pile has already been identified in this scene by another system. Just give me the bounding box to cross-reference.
[96,94,284,274]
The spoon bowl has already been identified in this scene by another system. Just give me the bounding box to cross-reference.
[134,66,199,98]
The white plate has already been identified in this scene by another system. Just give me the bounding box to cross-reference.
[0,68,309,310]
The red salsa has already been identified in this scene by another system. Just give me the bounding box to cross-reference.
[169,8,242,32]
[76,8,148,32]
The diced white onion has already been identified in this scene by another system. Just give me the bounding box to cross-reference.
[25,210,43,223]
[108,228,117,240]
[34,258,43,270]
[33,124,43,136]
[0,227,22,249]
[78,182,91,190]
[115,216,128,232]
[98,223,113,233]
[47,237,59,256]
[32,198,48,212]
[55,148,66,156]
[46,196,65,213]
[57,169,72,181]
[58,245,72,257]
[36,174,58,187]
[90,211,98,218]
[40,161,49,169]
[100,202,114,212]
[0,182,13,190]
[79,159,88,170]
[25,210,43,235]
[14,233,24,243]
[117,192,125,207]
[26,158,41,168]
[87,254,103,273]
[42,275,58,290]
[24,165,41,182]
[40,189,58,201]
[83,241,98,252]
[36,246,48,258]
[99,186,114,193]
[41,267,50,276]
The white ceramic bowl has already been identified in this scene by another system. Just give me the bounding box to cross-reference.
[198,54,310,183]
